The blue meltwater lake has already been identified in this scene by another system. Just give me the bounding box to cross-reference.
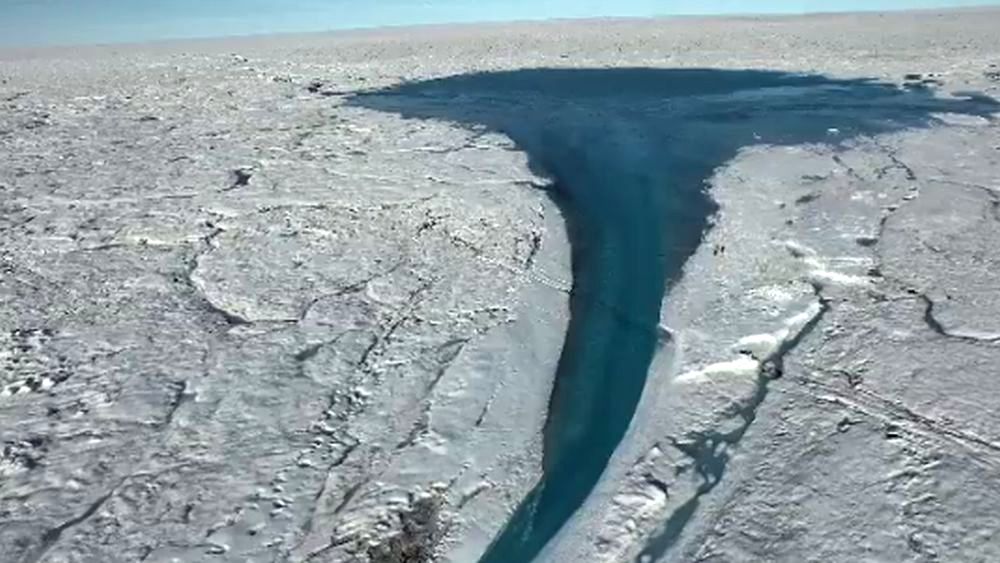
[1,0,997,47]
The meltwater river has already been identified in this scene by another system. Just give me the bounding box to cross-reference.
[352,68,999,562]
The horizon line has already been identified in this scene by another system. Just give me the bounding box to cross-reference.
[1,2,999,52]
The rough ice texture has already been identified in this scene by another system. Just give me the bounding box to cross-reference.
[3,6,1000,563]
[0,32,569,563]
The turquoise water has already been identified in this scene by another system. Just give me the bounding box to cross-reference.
[1,0,997,47]
[352,70,999,562]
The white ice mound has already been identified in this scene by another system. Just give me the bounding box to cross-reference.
[784,239,871,288]
[675,300,824,385]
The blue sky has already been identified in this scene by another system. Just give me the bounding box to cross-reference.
[1,0,997,47]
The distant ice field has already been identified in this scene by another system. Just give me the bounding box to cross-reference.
[2,0,999,47]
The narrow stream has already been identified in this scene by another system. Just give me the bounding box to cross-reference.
[475,131,717,563]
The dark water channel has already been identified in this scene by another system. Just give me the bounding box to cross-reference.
[350,69,997,562]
